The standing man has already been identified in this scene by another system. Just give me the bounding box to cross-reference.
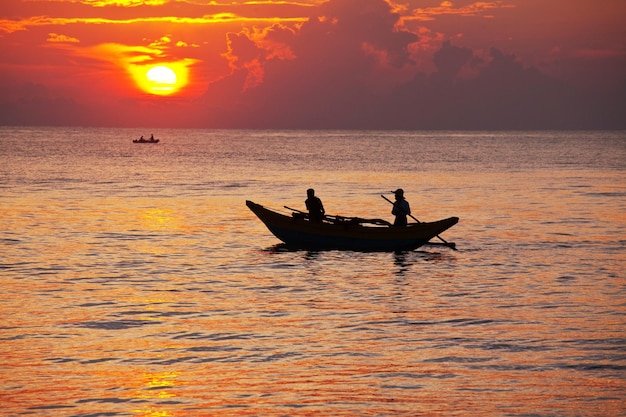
[391,188,411,226]
[305,188,325,222]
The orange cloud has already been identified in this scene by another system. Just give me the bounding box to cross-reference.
[0,14,305,36]
[78,0,167,6]
[84,42,165,65]
[175,40,199,48]
[50,41,199,96]
[46,33,80,43]
[221,22,298,91]
[407,1,515,22]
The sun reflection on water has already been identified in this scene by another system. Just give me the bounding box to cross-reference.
[132,409,175,417]
[130,372,180,416]
[140,208,179,231]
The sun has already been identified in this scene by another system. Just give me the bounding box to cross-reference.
[144,65,177,95]
[148,66,176,85]
[130,63,189,96]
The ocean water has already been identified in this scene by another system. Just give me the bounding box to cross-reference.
[0,127,625,416]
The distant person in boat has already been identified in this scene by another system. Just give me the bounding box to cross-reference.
[305,188,325,222]
[150,134,154,140]
[140,135,144,140]
[391,188,411,226]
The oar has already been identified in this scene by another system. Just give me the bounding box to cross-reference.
[381,194,456,250]
[284,205,306,215]
[285,205,332,221]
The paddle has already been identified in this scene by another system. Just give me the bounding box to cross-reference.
[284,205,306,215]
[381,194,457,250]
[284,206,392,226]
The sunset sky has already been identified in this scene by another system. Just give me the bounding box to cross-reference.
[1,0,624,129]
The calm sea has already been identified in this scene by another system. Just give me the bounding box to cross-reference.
[1,127,625,416]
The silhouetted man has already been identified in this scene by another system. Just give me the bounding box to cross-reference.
[305,188,325,222]
[391,188,411,226]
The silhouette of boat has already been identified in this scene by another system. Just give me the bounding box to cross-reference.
[133,138,159,143]
[246,200,458,251]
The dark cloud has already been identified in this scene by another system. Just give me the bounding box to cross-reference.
[202,0,419,128]
[0,82,95,126]
[390,47,626,130]
[433,41,473,81]
[198,0,625,129]
[316,0,418,68]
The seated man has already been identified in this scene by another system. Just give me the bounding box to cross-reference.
[305,188,325,222]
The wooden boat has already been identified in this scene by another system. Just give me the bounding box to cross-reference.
[246,200,458,251]
[133,138,159,143]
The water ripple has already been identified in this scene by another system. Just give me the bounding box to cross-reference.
[2,129,625,416]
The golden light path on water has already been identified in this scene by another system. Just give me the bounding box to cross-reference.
[0,129,624,416]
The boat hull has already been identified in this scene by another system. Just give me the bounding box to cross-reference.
[246,200,458,251]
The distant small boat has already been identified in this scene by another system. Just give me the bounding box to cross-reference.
[133,138,159,143]
[246,200,458,251]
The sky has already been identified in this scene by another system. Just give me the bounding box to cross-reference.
[0,0,624,129]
